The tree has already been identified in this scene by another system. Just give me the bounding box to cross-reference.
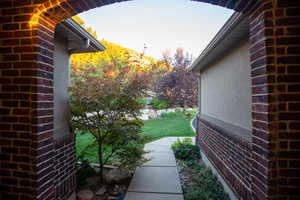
[155,48,198,108]
[69,61,152,183]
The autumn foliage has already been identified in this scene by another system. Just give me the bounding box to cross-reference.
[70,61,153,183]
[71,16,171,77]
[155,48,198,108]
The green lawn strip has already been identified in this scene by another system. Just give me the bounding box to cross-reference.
[76,112,196,164]
[76,134,116,164]
[142,112,195,141]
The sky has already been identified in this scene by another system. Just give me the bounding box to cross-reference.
[78,0,234,59]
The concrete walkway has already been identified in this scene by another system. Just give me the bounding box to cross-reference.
[124,137,195,200]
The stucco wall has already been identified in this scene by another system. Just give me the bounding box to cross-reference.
[53,33,70,138]
[200,39,251,130]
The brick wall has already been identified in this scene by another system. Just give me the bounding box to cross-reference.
[197,117,252,199]
[0,0,299,199]
[1,0,58,199]
[271,0,300,198]
[53,134,76,200]
[248,1,300,199]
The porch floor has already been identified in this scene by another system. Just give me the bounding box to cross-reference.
[124,137,195,200]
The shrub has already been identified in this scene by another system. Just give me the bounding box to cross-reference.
[150,97,169,110]
[171,138,200,160]
[160,112,178,118]
[184,160,200,168]
[185,167,228,200]
[115,137,151,170]
[137,97,146,107]
[185,189,209,200]
[183,109,197,118]
[171,137,193,149]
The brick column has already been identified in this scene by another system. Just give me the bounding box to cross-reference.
[0,1,56,199]
[249,0,300,199]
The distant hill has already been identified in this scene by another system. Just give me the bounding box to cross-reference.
[70,16,170,74]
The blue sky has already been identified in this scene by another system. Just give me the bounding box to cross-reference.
[78,0,233,59]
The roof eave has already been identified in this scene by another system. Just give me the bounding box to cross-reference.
[58,18,106,53]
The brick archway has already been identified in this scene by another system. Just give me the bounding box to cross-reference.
[0,0,299,199]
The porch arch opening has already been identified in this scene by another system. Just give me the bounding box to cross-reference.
[33,1,271,200]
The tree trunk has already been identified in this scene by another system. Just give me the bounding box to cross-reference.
[98,142,104,183]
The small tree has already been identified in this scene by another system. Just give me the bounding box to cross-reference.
[155,48,198,108]
[70,62,152,183]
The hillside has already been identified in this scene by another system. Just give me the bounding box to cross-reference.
[70,16,171,74]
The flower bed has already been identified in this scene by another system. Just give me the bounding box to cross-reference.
[171,138,229,200]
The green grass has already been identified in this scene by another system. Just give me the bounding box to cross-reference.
[76,133,98,163]
[76,111,196,163]
[142,112,195,141]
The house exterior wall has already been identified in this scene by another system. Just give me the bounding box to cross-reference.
[197,39,254,199]
[197,117,252,199]
[200,39,251,130]
[52,31,76,200]
[53,134,76,200]
[53,32,71,139]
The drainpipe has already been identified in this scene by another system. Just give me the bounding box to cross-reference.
[196,72,201,146]
[83,38,90,49]
[197,73,201,115]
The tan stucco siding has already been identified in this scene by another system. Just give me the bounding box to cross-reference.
[200,39,251,130]
[54,34,70,138]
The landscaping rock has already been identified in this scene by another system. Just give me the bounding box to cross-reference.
[77,189,95,200]
[95,186,107,196]
[106,169,131,184]
[107,196,117,200]
[111,162,121,167]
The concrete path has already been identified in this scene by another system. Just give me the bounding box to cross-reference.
[124,137,195,200]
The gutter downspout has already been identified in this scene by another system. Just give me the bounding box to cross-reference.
[83,38,90,49]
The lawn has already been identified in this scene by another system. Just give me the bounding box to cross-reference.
[142,112,196,141]
[76,111,196,163]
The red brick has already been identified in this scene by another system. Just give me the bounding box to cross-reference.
[2,8,19,16]
[278,75,300,83]
[287,27,300,35]
[13,0,31,6]
[0,47,12,53]
[0,16,12,23]
[277,1,300,7]
[2,23,19,31]
[2,39,19,46]
[289,103,300,111]
[13,15,31,22]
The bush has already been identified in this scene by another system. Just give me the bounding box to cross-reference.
[150,97,169,110]
[183,109,197,118]
[171,137,193,148]
[137,97,146,107]
[160,112,178,118]
[115,137,151,170]
[185,167,228,200]
[171,138,200,160]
